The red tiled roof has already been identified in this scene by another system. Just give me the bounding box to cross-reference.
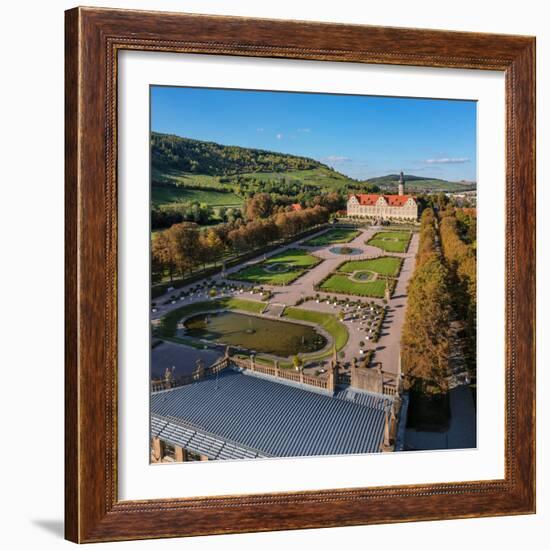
[349,194,416,207]
[386,195,415,206]
[353,194,379,206]
[290,203,303,211]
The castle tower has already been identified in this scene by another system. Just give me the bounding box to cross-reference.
[398,171,405,196]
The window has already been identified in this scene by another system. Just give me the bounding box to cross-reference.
[161,441,176,461]
[186,450,203,461]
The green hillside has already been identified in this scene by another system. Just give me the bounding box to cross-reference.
[152,132,328,175]
[152,165,354,194]
[365,173,476,193]
[150,133,366,226]
[152,185,243,208]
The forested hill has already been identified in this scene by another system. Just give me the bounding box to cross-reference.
[151,132,330,175]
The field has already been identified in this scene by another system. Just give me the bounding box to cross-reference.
[320,274,387,298]
[230,249,321,285]
[154,165,355,194]
[303,228,360,246]
[153,168,226,188]
[152,184,243,208]
[339,256,402,277]
[367,231,411,253]
[240,166,356,190]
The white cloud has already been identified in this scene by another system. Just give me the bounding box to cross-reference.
[256,127,264,132]
[322,155,351,163]
[276,133,283,140]
[425,157,470,164]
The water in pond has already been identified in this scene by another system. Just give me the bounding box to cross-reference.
[184,311,327,357]
[353,271,373,281]
[329,246,362,255]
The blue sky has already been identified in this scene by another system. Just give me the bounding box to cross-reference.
[151,86,477,182]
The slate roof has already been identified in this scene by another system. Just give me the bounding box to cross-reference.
[151,369,391,460]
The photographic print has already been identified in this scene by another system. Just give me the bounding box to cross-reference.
[64,9,536,540]
[149,87,477,462]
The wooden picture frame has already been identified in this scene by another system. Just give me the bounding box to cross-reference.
[65,6,536,543]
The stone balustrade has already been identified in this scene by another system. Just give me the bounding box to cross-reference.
[152,354,401,400]
[232,356,333,392]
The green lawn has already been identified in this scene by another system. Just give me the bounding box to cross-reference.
[157,297,265,337]
[367,231,411,253]
[265,248,321,267]
[283,307,349,352]
[339,256,402,277]
[303,228,360,246]
[320,274,387,298]
[378,231,410,241]
[230,249,321,285]
[351,271,374,281]
[229,265,304,285]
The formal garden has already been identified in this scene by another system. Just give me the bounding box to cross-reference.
[339,256,402,277]
[367,230,412,253]
[302,228,360,246]
[152,224,416,378]
[228,248,321,285]
[316,256,402,298]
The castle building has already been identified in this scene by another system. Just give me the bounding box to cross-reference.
[346,172,419,221]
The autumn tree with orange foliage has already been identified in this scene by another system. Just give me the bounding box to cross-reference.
[401,208,452,392]
[439,210,477,370]
[152,205,329,283]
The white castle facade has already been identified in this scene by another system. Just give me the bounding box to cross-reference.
[346,172,419,221]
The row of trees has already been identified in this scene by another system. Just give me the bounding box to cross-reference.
[152,205,330,283]
[439,208,477,370]
[220,175,321,198]
[151,188,345,231]
[152,203,246,230]
[243,191,345,221]
[401,208,453,392]
[151,202,217,229]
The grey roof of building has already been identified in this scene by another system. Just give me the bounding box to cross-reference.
[151,416,266,460]
[151,369,391,459]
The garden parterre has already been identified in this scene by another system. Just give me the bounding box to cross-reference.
[229,248,321,285]
[317,255,401,298]
[303,228,360,246]
[367,231,412,253]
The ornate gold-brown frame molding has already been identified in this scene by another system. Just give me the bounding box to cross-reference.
[65,7,536,543]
